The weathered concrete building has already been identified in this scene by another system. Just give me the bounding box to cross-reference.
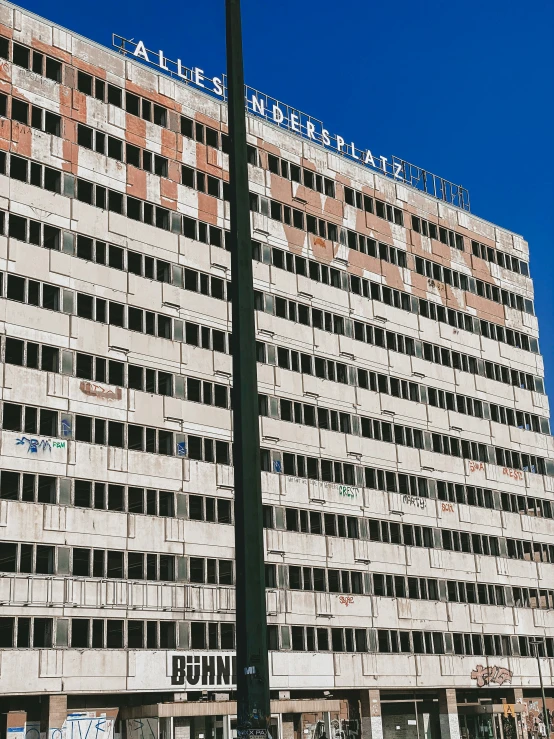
[0,3,552,739]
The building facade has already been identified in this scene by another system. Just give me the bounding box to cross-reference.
[0,4,552,739]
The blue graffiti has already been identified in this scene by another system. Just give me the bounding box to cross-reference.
[65,717,115,739]
[16,437,52,454]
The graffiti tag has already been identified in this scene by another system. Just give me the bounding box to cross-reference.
[17,437,49,453]
[339,596,354,607]
[468,461,485,473]
[339,484,359,499]
[471,664,513,687]
[402,494,426,509]
[80,381,122,401]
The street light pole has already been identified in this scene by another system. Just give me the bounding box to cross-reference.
[530,639,551,738]
[225,1,271,738]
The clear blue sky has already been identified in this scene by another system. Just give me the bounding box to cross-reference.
[17,0,554,403]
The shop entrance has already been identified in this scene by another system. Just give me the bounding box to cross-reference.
[171,715,281,739]
[459,706,524,739]
[380,695,441,739]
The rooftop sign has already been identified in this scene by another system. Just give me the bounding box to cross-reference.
[113,35,470,212]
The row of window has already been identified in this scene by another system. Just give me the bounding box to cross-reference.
[437,480,554,519]
[0,614,551,658]
[411,215,465,251]
[4,271,231,352]
[267,564,554,610]
[2,152,62,193]
[256,338,542,422]
[10,200,534,380]
[261,499,554,564]
[252,197,532,324]
[267,153,335,196]
[11,43,528,280]
[77,123,169,176]
[262,447,554,514]
[256,300,543,395]
[274,565,362,594]
[265,152,404,225]
[260,234,533,320]
[1,400,232,462]
[256,240,404,283]
[0,36,62,81]
[420,337,541,392]
[342,183,404,226]
[76,71,151,117]
[372,630,552,659]
[181,163,229,200]
[0,544,236,584]
[0,94,61,136]
[4,457,553,531]
[0,542,181,581]
[0,470,233,524]
[0,470,180,515]
[255,272,537,358]
[180,115,228,151]
[5,337,231,407]
[2,534,553,607]
[5,314,548,448]
[0,147,535,343]
[268,625,553,658]
[258,389,550,475]
[427,385,548,434]
[259,354,547,434]
[4,209,231,293]
[415,255,533,315]
[0,616,182,650]
[471,239,529,276]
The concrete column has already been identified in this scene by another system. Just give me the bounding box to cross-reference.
[281,714,295,739]
[510,689,528,739]
[40,695,67,739]
[439,689,460,739]
[323,713,332,739]
[360,690,383,739]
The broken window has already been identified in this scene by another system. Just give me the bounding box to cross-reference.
[12,43,29,69]
[106,620,123,648]
[33,618,53,648]
[71,619,89,648]
[77,71,93,96]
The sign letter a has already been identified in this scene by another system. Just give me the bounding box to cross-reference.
[133,40,149,61]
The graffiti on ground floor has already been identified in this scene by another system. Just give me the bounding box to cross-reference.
[25,714,115,739]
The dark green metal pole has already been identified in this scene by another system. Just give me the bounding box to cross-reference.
[225,0,271,737]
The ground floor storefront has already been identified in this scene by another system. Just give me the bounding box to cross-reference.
[1,689,553,739]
